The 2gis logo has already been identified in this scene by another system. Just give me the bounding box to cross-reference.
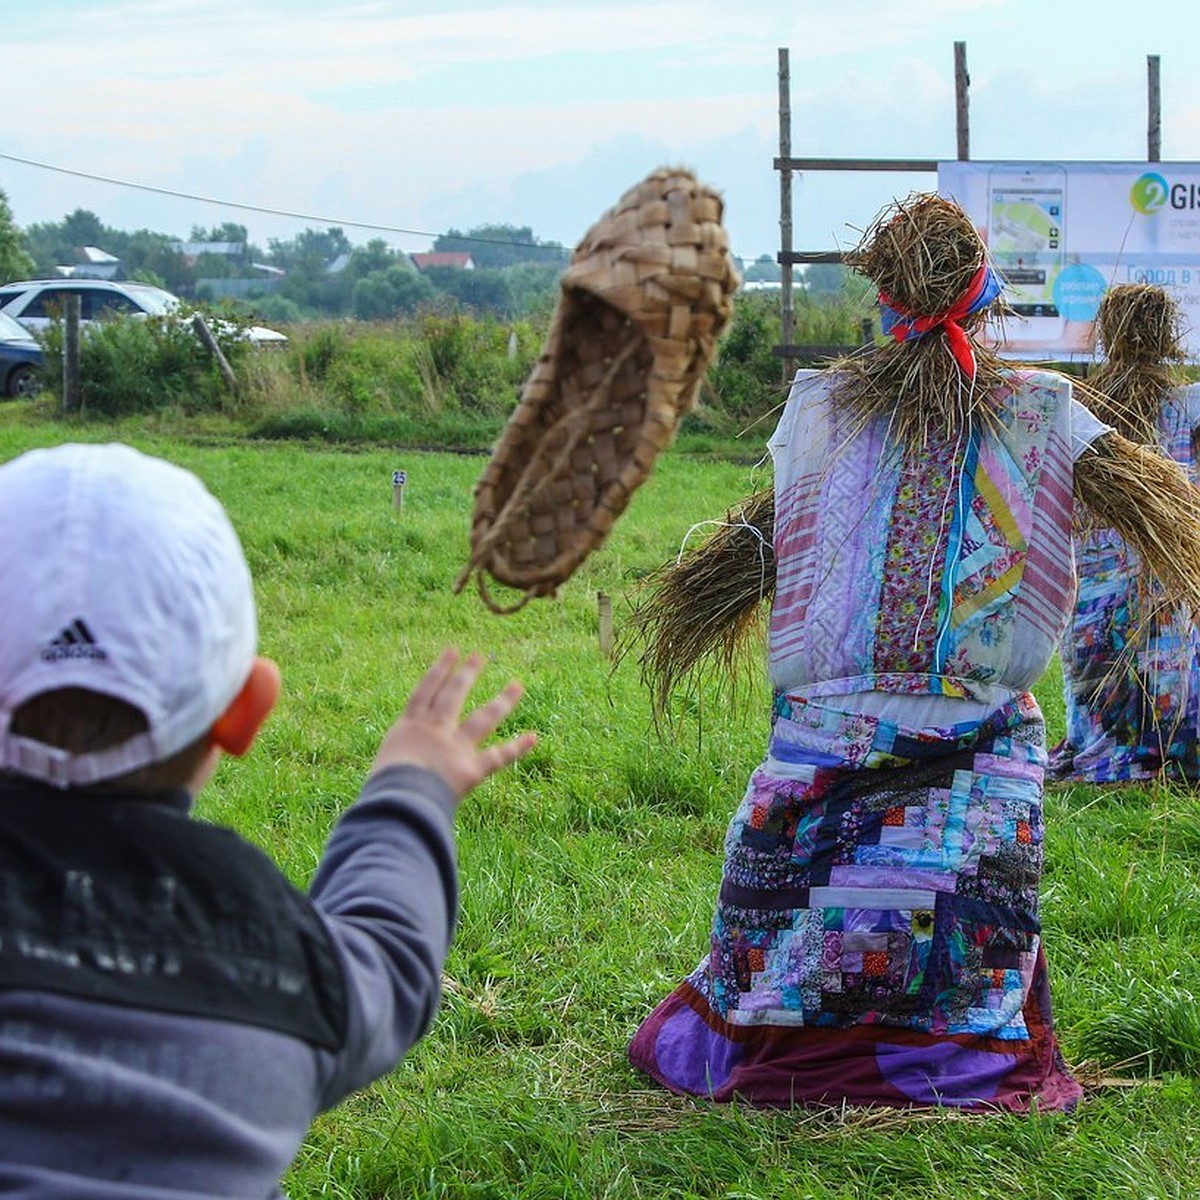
[1130,172,1169,214]
[1130,171,1200,215]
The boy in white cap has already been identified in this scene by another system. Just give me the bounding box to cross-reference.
[0,442,535,1196]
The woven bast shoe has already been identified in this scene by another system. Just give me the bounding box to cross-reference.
[454,166,740,612]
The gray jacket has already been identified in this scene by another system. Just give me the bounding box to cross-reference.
[0,763,458,1196]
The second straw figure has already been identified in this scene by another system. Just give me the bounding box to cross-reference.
[1050,283,1200,784]
[624,194,1200,1113]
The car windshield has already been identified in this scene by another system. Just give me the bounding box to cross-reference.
[0,311,33,342]
[120,284,180,317]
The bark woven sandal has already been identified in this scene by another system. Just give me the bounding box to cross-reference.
[454,166,740,613]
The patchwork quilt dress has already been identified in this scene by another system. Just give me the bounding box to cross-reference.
[628,368,1108,1111]
[1051,384,1200,784]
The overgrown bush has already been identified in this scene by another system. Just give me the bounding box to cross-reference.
[38,311,250,417]
[707,291,785,422]
[23,289,880,456]
[701,289,875,433]
[417,312,540,414]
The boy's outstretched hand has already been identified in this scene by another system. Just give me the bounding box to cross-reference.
[371,648,536,802]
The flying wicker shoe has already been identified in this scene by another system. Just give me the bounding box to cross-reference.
[454,166,740,612]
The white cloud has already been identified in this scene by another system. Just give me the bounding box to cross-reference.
[6,0,1199,257]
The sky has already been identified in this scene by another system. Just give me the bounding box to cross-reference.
[2,0,1199,266]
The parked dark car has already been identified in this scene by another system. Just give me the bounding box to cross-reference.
[0,311,43,398]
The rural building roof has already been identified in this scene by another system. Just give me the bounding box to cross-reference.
[410,252,476,271]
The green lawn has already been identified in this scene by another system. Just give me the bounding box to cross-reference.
[2,414,1197,1199]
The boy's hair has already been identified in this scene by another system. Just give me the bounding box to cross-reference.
[0,443,257,790]
[8,688,210,792]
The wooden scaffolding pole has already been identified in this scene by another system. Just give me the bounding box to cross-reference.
[778,47,794,384]
[955,41,970,160]
[1147,54,1161,161]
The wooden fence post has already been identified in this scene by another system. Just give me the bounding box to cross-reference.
[62,295,81,414]
[1147,54,1161,162]
[192,313,239,393]
[597,592,614,657]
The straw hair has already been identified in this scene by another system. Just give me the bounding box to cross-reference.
[1087,284,1186,444]
[455,166,739,612]
[835,192,1008,448]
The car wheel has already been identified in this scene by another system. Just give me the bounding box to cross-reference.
[7,364,39,398]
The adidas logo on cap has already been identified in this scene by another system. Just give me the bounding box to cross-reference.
[40,618,108,662]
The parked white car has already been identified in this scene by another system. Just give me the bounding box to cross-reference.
[0,279,287,345]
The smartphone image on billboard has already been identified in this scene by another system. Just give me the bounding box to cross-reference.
[987,165,1067,345]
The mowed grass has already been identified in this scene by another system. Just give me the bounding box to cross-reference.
[2,415,1198,1199]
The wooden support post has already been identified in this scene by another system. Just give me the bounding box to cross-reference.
[954,42,970,160]
[392,469,407,512]
[62,294,81,414]
[192,313,239,393]
[1147,54,1161,162]
[597,591,614,657]
[777,47,795,387]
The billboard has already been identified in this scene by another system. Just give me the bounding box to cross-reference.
[938,161,1200,362]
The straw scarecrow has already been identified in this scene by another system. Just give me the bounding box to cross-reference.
[625,193,1200,1113]
[630,203,1200,718]
[1050,283,1200,783]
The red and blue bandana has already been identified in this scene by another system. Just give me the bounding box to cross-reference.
[878,263,1003,381]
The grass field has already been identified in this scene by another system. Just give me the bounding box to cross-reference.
[2,413,1198,1199]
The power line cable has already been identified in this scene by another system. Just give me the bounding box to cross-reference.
[0,150,563,251]
[0,149,776,264]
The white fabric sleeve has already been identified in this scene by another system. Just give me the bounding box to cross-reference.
[1069,396,1114,462]
[1178,381,1200,430]
[768,369,831,463]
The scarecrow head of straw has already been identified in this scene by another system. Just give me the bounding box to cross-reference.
[1096,282,1184,364]
[846,193,996,330]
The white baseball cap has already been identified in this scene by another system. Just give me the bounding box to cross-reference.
[0,443,257,788]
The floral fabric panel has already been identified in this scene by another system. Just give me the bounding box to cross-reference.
[768,370,1077,698]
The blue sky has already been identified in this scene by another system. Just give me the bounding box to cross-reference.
[2,0,1198,262]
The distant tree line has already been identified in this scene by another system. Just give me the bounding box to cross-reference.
[0,186,857,325]
[1,193,575,323]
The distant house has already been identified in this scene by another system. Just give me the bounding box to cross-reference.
[410,252,476,272]
[194,263,285,300]
[172,241,249,266]
[176,241,284,300]
[55,246,122,280]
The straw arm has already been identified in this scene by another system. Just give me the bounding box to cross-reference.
[621,488,777,718]
[1074,431,1200,611]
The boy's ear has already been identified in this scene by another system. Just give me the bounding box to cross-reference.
[210,657,281,756]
